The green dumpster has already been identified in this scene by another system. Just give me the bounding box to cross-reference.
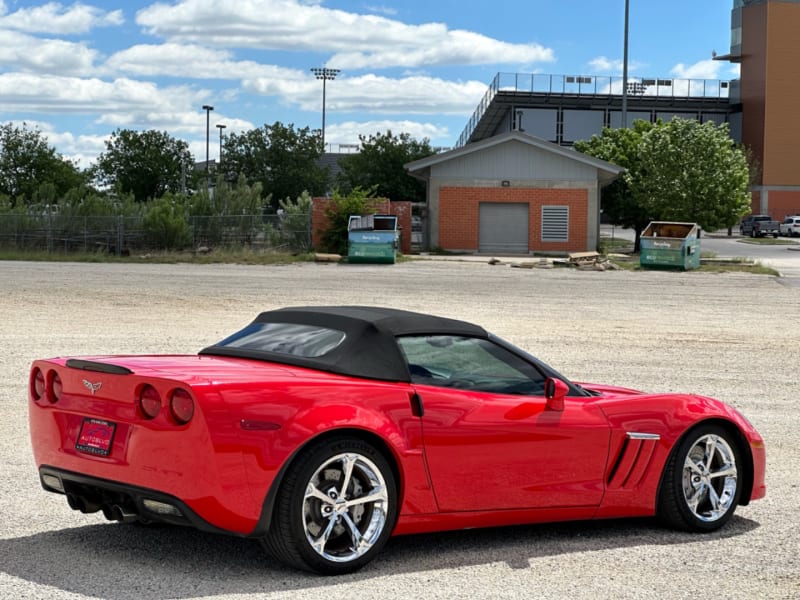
[640,222,701,270]
[347,214,398,264]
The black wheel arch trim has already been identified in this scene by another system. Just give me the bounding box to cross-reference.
[655,418,755,510]
[250,428,403,539]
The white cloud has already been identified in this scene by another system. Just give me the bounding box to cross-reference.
[0,2,123,34]
[0,73,251,134]
[105,43,305,81]
[588,56,644,75]
[104,42,488,116]
[364,5,398,17]
[670,59,721,80]
[136,0,554,69]
[325,119,450,148]
[244,73,487,115]
[0,30,99,76]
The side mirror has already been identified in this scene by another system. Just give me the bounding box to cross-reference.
[545,378,568,412]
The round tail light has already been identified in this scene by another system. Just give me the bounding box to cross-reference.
[139,385,161,419]
[31,368,45,401]
[170,389,194,424]
[47,371,63,404]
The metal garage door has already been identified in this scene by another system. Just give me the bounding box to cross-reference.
[478,203,529,253]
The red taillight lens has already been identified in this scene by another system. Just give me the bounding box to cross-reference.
[139,385,161,419]
[170,389,194,424]
[47,371,62,404]
[31,368,45,401]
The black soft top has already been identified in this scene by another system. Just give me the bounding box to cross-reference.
[200,306,487,382]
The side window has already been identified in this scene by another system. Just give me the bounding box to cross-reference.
[397,335,547,395]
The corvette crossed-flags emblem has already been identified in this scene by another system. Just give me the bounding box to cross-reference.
[82,379,102,395]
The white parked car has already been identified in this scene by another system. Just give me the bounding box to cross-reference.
[779,216,800,237]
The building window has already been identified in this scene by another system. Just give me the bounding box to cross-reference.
[542,206,569,242]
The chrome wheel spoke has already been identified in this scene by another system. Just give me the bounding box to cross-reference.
[707,483,722,513]
[686,484,704,512]
[703,437,718,470]
[305,481,335,505]
[685,457,704,476]
[710,464,737,479]
[345,485,387,508]
[340,512,369,557]
[339,454,357,499]
[310,514,338,555]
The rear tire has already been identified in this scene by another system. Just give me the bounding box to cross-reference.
[658,425,742,532]
[262,436,397,574]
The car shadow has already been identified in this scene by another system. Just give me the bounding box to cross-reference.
[0,516,759,598]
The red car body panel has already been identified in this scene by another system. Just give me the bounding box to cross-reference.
[29,346,766,539]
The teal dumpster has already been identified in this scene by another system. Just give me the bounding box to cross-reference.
[347,214,398,264]
[640,222,701,270]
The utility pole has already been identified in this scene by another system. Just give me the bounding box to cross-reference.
[622,0,630,128]
[202,104,214,189]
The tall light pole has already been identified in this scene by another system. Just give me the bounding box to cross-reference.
[202,104,214,188]
[621,0,630,128]
[311,67,340,150]
[216,123,226,169]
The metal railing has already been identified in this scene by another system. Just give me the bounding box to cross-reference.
[457,72,736,147]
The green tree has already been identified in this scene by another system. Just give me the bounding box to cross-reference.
[142,195,191,249]
[574,120,654,252]
[0,122,85,207]
[320,187,376,254]
[222,122,329,207]
[575,119,752,251]
[278,191,313,252]
[337,130,434,202]
[633,119,751,231]
[92,129,193,202]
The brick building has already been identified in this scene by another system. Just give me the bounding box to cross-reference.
[718,0,800,218]
[405,131,622,254]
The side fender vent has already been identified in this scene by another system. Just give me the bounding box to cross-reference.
[607,432,660,490]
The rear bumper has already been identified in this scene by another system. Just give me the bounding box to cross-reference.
[39,466,240,536]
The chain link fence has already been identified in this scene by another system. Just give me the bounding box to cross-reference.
[0,213,312,255]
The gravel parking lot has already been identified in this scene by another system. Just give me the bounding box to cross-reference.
[1,259,797,599]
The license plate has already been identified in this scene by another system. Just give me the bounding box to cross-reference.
[76,418,116,456]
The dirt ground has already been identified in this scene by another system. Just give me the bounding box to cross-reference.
[0,259,797,599]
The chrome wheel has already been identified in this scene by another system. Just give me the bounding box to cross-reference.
[262,437,397,574]
[681,434,738,523]
[658,425,744,532]
[302,452,389,563]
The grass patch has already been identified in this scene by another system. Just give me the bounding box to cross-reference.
[699,262,779,276]
[598,236,634,254]
[606,255,779,276]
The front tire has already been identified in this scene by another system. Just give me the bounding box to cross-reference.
[658,425,742,532]
[262,436,397,574]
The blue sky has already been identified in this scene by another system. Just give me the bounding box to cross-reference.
[0,0,739,168]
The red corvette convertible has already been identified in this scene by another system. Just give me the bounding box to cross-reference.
[29,306,766,574]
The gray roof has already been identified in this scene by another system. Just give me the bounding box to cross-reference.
[405,130,624,184]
